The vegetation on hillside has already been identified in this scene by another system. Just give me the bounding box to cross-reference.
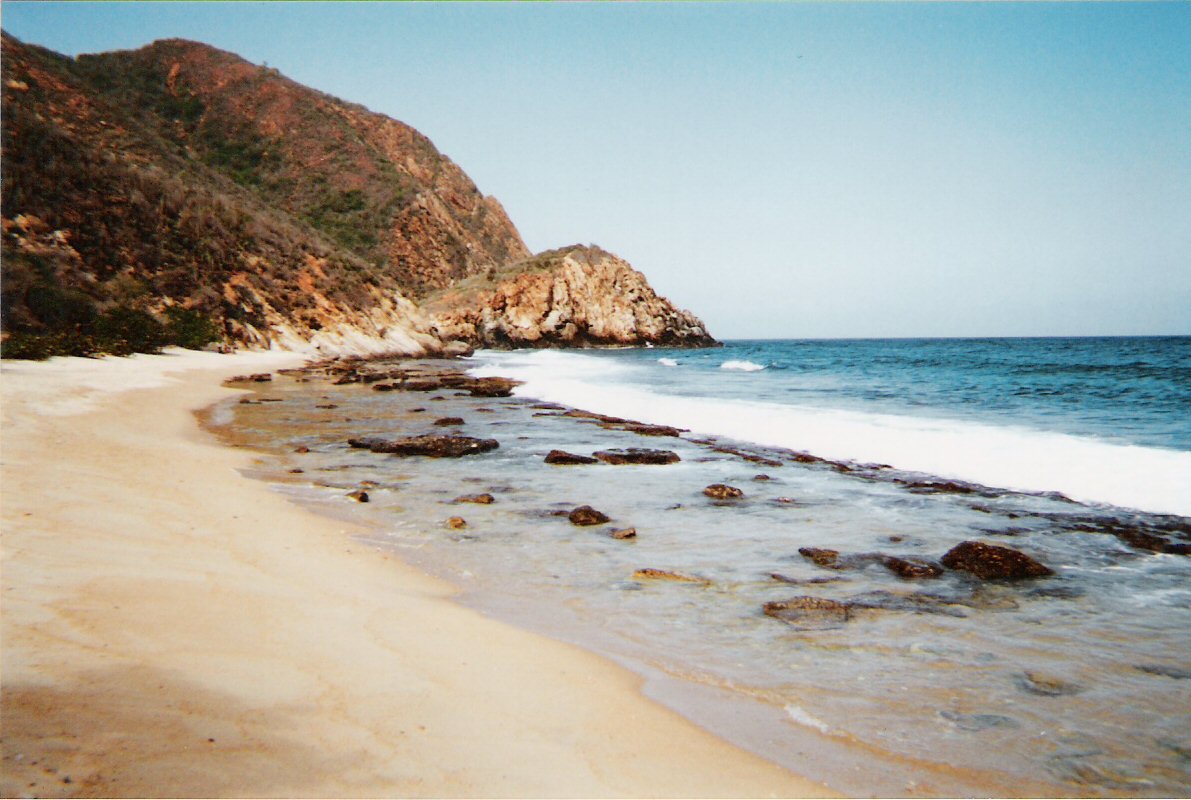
[1,33,527,359]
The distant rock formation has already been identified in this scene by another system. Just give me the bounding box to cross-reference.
[426,245,718,348]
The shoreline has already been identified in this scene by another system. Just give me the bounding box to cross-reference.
[0,349,832,798]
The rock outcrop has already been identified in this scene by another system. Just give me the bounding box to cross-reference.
[425,245,718,349]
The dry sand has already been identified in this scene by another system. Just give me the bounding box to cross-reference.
[0,349,833,798]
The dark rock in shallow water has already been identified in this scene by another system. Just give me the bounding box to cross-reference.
[632,568,709,584]
[798,547,842,569]
[609,527,637,540]
[544,450,599,465]
[847,590,968,617]
[939,710,1020,731]
[564,409,627,424]
[600,421,686,437]
[228,373,272,383]
[704,484,744,500]
[1135,664,1191,680]
[881,556,944,580]
[763,596,851,629]
[941,540,1053,580]
[753,474,773,481]
[569,505,610,526]
[1111,527,1190,556]
[770,573,848,586]
[434,417,465,427]
[348,435,499,458]
[446,516,467,529]
[1018,671,1083,697]
[466,377,519,397]
[346,490,369,503]
[454,493,495,505]
[594,448,681,465]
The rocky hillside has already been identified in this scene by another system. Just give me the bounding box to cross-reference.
[1,34,715,358]
[425,245,717,348]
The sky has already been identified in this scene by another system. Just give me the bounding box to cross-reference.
[3,2,1189,339]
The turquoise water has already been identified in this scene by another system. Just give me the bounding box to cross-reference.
[470,337,1191,516]
[221,338,1191,797]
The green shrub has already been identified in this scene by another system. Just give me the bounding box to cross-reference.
[164,306,221,350]
[92,306,169,355]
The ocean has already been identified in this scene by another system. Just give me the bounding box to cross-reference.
[217,336,1191,797]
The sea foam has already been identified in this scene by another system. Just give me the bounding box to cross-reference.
[469,349,1191,517]
[720,359,766,372]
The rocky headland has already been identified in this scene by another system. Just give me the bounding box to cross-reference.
[425,245,718,349]
[1,34,717,359]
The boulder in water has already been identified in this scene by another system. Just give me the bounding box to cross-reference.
[594,448,681,465]
[569,506,610,526]
[940,541,1053,580]
[703,484,744,500]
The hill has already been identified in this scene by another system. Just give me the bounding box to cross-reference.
[0,34,715,357]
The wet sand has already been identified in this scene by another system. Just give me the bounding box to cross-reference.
[0,349,832,798]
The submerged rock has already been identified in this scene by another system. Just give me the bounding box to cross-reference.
[544,450,598,465]
[703,484,744,500]
[939,710,1020,731]
[881,556,944,580]
[763,596,851,629]
[847,590,968,617]
[454,493,495,505]
[770,573,848,586]
[941,541,1054,580]
[1135,664,1191,680]
[434,417,465,427]
[609,527,637,540]
[632,568,710,584]
[569,505,611,526]
[1018,671,1083,697]
[798,547,842,569]
[446,516,468,530]
[602,421,686,438]
[594,448,681,465]
[348,434,499,458]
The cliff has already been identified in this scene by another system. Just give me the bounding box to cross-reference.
[425,245,717,348]
[1,34,715,358]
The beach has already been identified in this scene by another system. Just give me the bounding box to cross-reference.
[0,350,831,798]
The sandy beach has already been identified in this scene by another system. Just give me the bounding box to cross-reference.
[0,349,831,798]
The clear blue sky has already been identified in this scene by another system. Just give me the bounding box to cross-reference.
[4,2,1189,338]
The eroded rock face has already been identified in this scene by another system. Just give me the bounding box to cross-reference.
[941,541,1054,580]
[427,245,718,349]
[347,434,499,458]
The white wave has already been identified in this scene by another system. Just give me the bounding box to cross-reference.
[785,704,833,735]
[658,357,678,367]
[721,359,766,372]
[467,349,1191,517]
